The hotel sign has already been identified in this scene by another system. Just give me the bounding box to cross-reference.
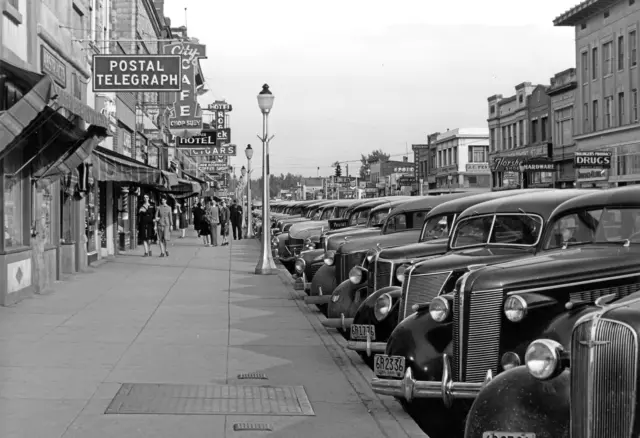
[574,151,612,168]
[176,130,217,148]
[208,101,233,111]
[41,46,66,88]
[92,55,181,92]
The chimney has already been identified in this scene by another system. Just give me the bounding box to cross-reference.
[403,156,408,163]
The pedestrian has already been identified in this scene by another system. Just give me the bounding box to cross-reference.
[199,201,212,246]
[192,200,204,237]
[154,195,173,257]
[178,201,188,238]
[229,199,243,240]
[205,200,220,247]
[220,200,231,246]
[138,193,155,257]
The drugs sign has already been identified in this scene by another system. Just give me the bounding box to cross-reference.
[574,151,612,168]
[92,55,181,92]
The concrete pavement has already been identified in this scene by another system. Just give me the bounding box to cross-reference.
[0,232,426,438]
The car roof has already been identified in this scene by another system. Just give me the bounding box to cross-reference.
[425,189,553,217]
[389,193,474,215]
[332,199,360,206]
[457,189,599,221]
[370,197,416,213]
[549,186,640,218]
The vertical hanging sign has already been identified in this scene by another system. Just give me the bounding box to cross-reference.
[162,40,207,138]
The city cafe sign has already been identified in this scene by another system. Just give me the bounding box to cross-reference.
[91,55,182,92]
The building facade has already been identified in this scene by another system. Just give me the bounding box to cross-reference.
[431,128,491,192]
[555,0,640,187]
[547,67,578,187]
[412,143,429,192]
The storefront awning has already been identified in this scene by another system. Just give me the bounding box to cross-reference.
[92,146,168,187]
[182,170,205,185]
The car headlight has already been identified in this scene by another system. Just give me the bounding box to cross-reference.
[429,296,451,322]
[395,264,410,283]
[365,249,377,264]
[504,295,527,322]
[271,236,279,247]
[525,339,566,380]
[501,352,521,371]
[324,251,335,266]
[374,293,392,321]
[304,238,315,250]
[294,258,306,273]
[349,266,365,285]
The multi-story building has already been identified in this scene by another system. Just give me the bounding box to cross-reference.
[426,132,439,191]
[547,68,578,187]
[370,157,414,196]
[431,128,491,192]
[412,144,429,192]
[555,0,640,187]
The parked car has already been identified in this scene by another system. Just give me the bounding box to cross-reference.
[272,200,329,235]
[369,189,601,412]
[319,194,473,329]
[346,189,550,359]
[306,197,415,306]
[459,186,640,438]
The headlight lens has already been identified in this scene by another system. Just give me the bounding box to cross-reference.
[525,339,564,380]
[395,264,410,283]
[271,236,279,247]
[429,296,450,322]
[294,258,305,273]
[374,293,392,321]
[349,266,364,284]
[324,251,335,266]
[501,352,521,371]
[365,249,377,263]
[504,295,527,322]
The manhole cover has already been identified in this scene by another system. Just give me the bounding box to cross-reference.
[105,383,315,416]
[233,423,274,431]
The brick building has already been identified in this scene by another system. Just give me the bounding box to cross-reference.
[547,68,578,187]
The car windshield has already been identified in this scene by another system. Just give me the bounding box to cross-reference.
[368,209,389,227]
[420,213,456,242]
[383,210,430,234]
[451,214,544,249]
[349,209,370,226]
[320,208,333,220]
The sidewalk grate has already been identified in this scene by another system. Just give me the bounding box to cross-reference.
[105,383,315,416]
[237,373,268,380]
[233,423,274,431]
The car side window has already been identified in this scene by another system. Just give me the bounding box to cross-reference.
[544,210,602,249]
[596,208,640,242]
[387,214,407,232]
[411,211,427,229]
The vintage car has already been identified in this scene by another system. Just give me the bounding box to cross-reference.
[272,200,329,235]
[346,189,550,358]
[369,188,605,410]
[313,194,471,321]
[295,198,404,291]
[305,197,415,307]
[459,186,640,438]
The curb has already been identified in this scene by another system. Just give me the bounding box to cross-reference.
[277,267,428,438]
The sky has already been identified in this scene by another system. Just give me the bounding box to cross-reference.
[164,0,582,178]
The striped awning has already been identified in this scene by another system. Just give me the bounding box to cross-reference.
[91,146,168,187]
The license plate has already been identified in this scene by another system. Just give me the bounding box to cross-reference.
[483,433,536,438]
[351,324,376,341]
[374,354,405,378]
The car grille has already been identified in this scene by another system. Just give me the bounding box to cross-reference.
[335,253,346,284]
[367,257,376,293]
[286,238,305,256]
[375,259,394,291]
[571,318,637,438]
[570,281,640,302]
[335,252,365,285]
[400,271,451,320]
[308,262,323,282]
[452,288,503,383]
[320,236,326,251]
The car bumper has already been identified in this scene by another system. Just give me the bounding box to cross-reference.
[320,314,353,330]
[347,339,387,356]
[370,354,492,406]
[305,295,331,305]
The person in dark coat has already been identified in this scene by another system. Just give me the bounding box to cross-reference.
[138,194,155,257]
[229,199,243,240]
[192,201,205,237]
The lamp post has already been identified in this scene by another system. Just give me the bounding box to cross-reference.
[245,144,254,238]
[255,84,277,275]
[519,163,525,190]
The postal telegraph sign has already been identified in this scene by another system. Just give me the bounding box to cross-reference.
[92,55,181,92]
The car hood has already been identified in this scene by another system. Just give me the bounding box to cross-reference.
[378,238,449,262]
[278,217,309,226]
[289,220,329,239]
[410,245,536,275]
[326,228,382,251]
[468,245,640,293]
[338,230,422,254]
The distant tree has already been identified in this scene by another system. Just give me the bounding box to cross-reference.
[359,150,390,179]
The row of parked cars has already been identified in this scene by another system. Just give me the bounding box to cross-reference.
[268,186,640,438]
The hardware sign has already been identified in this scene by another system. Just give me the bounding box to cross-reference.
[92,55,181,92]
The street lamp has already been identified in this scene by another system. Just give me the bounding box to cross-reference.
[245,144,254,238]
[255,84,277,275]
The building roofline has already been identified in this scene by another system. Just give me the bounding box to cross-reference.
[553,0,619,26]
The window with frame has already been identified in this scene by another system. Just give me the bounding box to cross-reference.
[631,31,637,66]
[581,51,589,82]
[633,89,639,121]
[518,120,524,146]
[619,35,625,70]
[502,126,507,151]
[604,96,613,128]
[4,149,24,249]
[531,119,538,143]
[453,146,457,164]
[32,182,54,246]
[583,102,589,132]
[618,92,625,126]
[603,41,613,75]
[593,100,599,131]
[541,116,548,141]
[592,47,598,79]
[490,128,495,151]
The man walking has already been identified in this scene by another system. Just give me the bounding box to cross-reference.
[220,200,231,246]
[207,200,220,247]
[229,199,243,240]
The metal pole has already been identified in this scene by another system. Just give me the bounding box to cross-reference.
[246,156,253,238]
[255,112,277,274]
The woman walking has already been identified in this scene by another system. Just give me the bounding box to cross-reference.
[192,200,204,238]
[155,195,173,257]
[138,194,155,257]
[178,201,188,238]
[206,200,220,247]
[220,200,231,246]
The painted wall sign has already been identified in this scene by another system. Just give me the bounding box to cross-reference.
[491,155,527,172]
[162,41,207,137]
[176,130,217,147]
[465,163,490,173]
[186,145,237,156]
[92,55,181,92]
[574,151,612,168]
[41,46,67,88]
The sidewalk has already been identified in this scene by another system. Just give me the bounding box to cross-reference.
[0,232,425,438]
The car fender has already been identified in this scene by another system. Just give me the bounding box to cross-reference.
[310,264,336,297]
[464,366,569,438]
[354,285,404,321]
[351,286,403,341]
[327,280,368,319]
[277,232,290,255]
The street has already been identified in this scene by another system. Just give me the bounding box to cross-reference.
[0,233,424,438]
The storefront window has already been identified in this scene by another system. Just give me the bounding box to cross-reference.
[86,182,97,254]
[33,182,54,245]
[4,147,25,248]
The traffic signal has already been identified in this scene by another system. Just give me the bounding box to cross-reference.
[335,164,342,177]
